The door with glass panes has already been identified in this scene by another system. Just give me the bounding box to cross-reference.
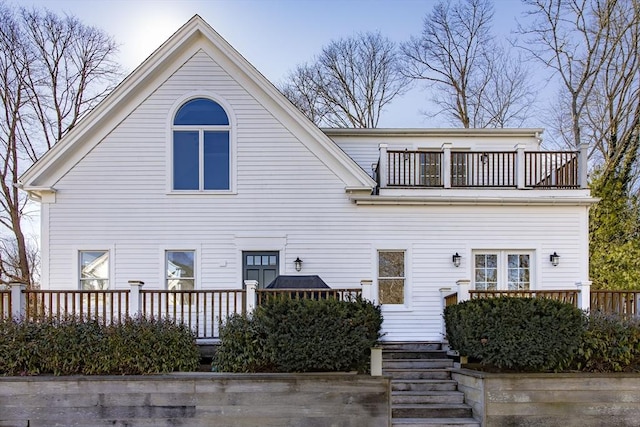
[243,251,279,288]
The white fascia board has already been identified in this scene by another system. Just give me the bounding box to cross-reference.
[351,195,599,206]
[322,128,545,138]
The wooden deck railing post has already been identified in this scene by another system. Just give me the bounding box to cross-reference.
[576,281,591,311]
[378,144,388,188]
[10,282,26,318]
[360,279,373,302]
[128,280,144,317]
[442,143,452,189]
[515,143,526,189]
[456,279,471,302]
[578,143,589,189]
[244,280,258,313]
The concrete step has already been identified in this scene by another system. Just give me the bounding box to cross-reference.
[383,350,449,360]
[392,391,465,405]
[384,359,454,370]
[384,368,452,380]
[392,403,473,419]
[392,417,480,427]
[392,380,458,392]
[381,342,443,351]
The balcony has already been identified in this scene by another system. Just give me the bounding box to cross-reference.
[375,143,588,191]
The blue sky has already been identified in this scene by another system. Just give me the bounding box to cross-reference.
[20,0,534,127]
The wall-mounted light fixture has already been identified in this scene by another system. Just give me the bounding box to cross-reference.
[403,148,410,161]
[452,253,461,268]
[294,257,303,272]
[550,252,560,267]
[480,153,489,165]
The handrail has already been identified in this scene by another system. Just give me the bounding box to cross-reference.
[380,149,580,189]
[140,289,245,339]
[591,290,640,317]
[23,289,130,323]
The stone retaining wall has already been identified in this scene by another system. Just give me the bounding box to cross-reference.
[453,369,640,426]
[0,373,390,427]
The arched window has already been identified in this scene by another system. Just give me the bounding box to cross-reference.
[172,98,230,190]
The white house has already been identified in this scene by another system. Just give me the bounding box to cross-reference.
[18,15,595,342]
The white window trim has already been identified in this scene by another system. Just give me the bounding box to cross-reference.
[166,92,237,195]
[73,245,116,290]
[373,245,412,311]
[159,245,202,290]
[472,249,536,291]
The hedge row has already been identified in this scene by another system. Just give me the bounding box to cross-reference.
[0,316,200,376]
[445,297,640,372]
[214,296,383,373]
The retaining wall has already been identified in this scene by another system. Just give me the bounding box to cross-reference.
[0,373,390,427]
[453,369,640,426]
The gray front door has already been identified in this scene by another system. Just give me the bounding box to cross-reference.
[243,251,279,288]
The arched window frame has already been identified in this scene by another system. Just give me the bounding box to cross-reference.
[167,93,236,194]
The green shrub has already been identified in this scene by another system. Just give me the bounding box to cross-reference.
[574,313,640,372]
[0,316,199,376]
[214,296,382,373]
[444,297,585,371]
[210,313,274,373]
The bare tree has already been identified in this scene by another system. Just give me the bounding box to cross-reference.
[279,32,411,128]
[402,0,535,128]
[0,5,121,286]
[519,0,640,185]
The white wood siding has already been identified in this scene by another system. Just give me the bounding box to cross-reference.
[43,51,589,341]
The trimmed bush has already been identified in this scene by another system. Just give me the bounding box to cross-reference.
[444,297,585,371]
[0,316,199,376]
[214,296,382,373]
[574,313,640,372]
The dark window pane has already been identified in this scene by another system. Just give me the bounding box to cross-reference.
[173,131,199,190]
[204,131,230,190]
[174,98,229,125]
[166,251,195,278]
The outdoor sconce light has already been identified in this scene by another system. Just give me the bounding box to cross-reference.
[294,257,303,272]
[452,253,461,268]
[403,148,410,161]
[480,153,489,165]
[550,252,560,267]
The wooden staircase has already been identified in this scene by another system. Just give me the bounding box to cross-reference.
[382,342,480,427]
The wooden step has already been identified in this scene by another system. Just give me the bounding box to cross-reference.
[392,417,480,427]
[393,403,473,419]
[383,350,449,359]
[381,342,443,351]
[392,390,465,405]
[384,359,454,370]
[392,379,458,392]
[384,368,452,380]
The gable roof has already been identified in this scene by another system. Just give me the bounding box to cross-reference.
[18,15,376,197]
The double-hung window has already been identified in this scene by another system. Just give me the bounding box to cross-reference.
[378,250,405,304]
[172,98,230,191]
[79,250,109,290]
[166,250,195,290]
[473,251,531,290]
